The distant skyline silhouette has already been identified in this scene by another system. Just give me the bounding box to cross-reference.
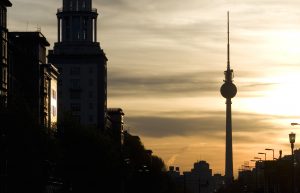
[7,0,300,175]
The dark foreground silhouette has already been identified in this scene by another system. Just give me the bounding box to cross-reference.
[0,102,180,193]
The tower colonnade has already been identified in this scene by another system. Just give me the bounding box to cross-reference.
[56,0,98,43]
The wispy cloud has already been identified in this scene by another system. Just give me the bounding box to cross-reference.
[108,69,279,98]
[126,111,285,139]
[108,71,221,97]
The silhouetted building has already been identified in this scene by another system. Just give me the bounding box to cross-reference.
[167,166,185,193]
[211,174,225,192]
[0,0,11,109]
[40,63,59,130]
[168,166,181,178]
[220,12,237,184]
[234,154,300,193]
[8,32,58,130]
[48,0,108,130]
[0,2,11,193]
[107,108,125,147]
[183,161,213,193]
[167,161,224,193]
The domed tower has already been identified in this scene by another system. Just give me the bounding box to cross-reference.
[220,12,237,184]
[48,0,108,130]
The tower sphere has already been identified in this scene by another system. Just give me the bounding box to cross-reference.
[221,82,237,98]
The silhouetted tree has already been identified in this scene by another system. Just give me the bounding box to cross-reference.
[4,97,58,193]
[123,131,180,193]
[2,101,180,193]
[56,113,120,193]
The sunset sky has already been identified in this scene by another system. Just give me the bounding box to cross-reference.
[8,0,300,177]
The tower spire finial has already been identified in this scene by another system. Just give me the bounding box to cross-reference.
[227,11,230,71]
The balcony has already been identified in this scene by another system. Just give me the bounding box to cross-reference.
[57,8,97,13]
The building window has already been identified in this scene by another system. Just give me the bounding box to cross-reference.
[70,0,73,10]
[88,91,93,98]
[3,68,7,86]
[82,0,86,8]
[89,67,93,74]
[72,115,80,123]
[89,79,94,86]
[70,79,80,89]
[70,90,81,99]
[70,103,81,111]
[70,67,80,75]
[89,115,94,122]
[52,106,57,116]
[83,30,86,40]
[52,89,57,100]
[65,17,70,40]
[76,0,79,11]
[2,44,6,57]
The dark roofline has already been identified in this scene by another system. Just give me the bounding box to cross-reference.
[107,108,124,115]
[9,31,50,47]
[40,63,60,77]
[0,0,12,7]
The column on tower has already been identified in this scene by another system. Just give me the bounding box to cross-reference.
[57,18,61,42]
[94,17,97,42]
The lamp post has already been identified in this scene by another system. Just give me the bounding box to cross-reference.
[258,153,267,193]
[289,132,296,193]
[265,148,274,160]
[289,132,296,155]
[258,152,267,161]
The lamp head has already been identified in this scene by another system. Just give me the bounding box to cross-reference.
[289,132,296,144]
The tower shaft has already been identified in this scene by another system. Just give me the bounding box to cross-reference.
[225,98,233,183]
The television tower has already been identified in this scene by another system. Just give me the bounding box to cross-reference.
[220,12,237,184]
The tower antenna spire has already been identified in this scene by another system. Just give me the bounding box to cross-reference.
[227,11,230,71]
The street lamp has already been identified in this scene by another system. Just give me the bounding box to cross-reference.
[289,132,296,155]
[289,132,296,193]
[265,148,274,160]
[254,157,262,161]
[258,152,267,161]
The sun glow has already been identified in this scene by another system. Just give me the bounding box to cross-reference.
[274,31,300,55]
[242,73,300,117]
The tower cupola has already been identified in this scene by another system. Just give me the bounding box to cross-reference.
[57,0,98,43]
